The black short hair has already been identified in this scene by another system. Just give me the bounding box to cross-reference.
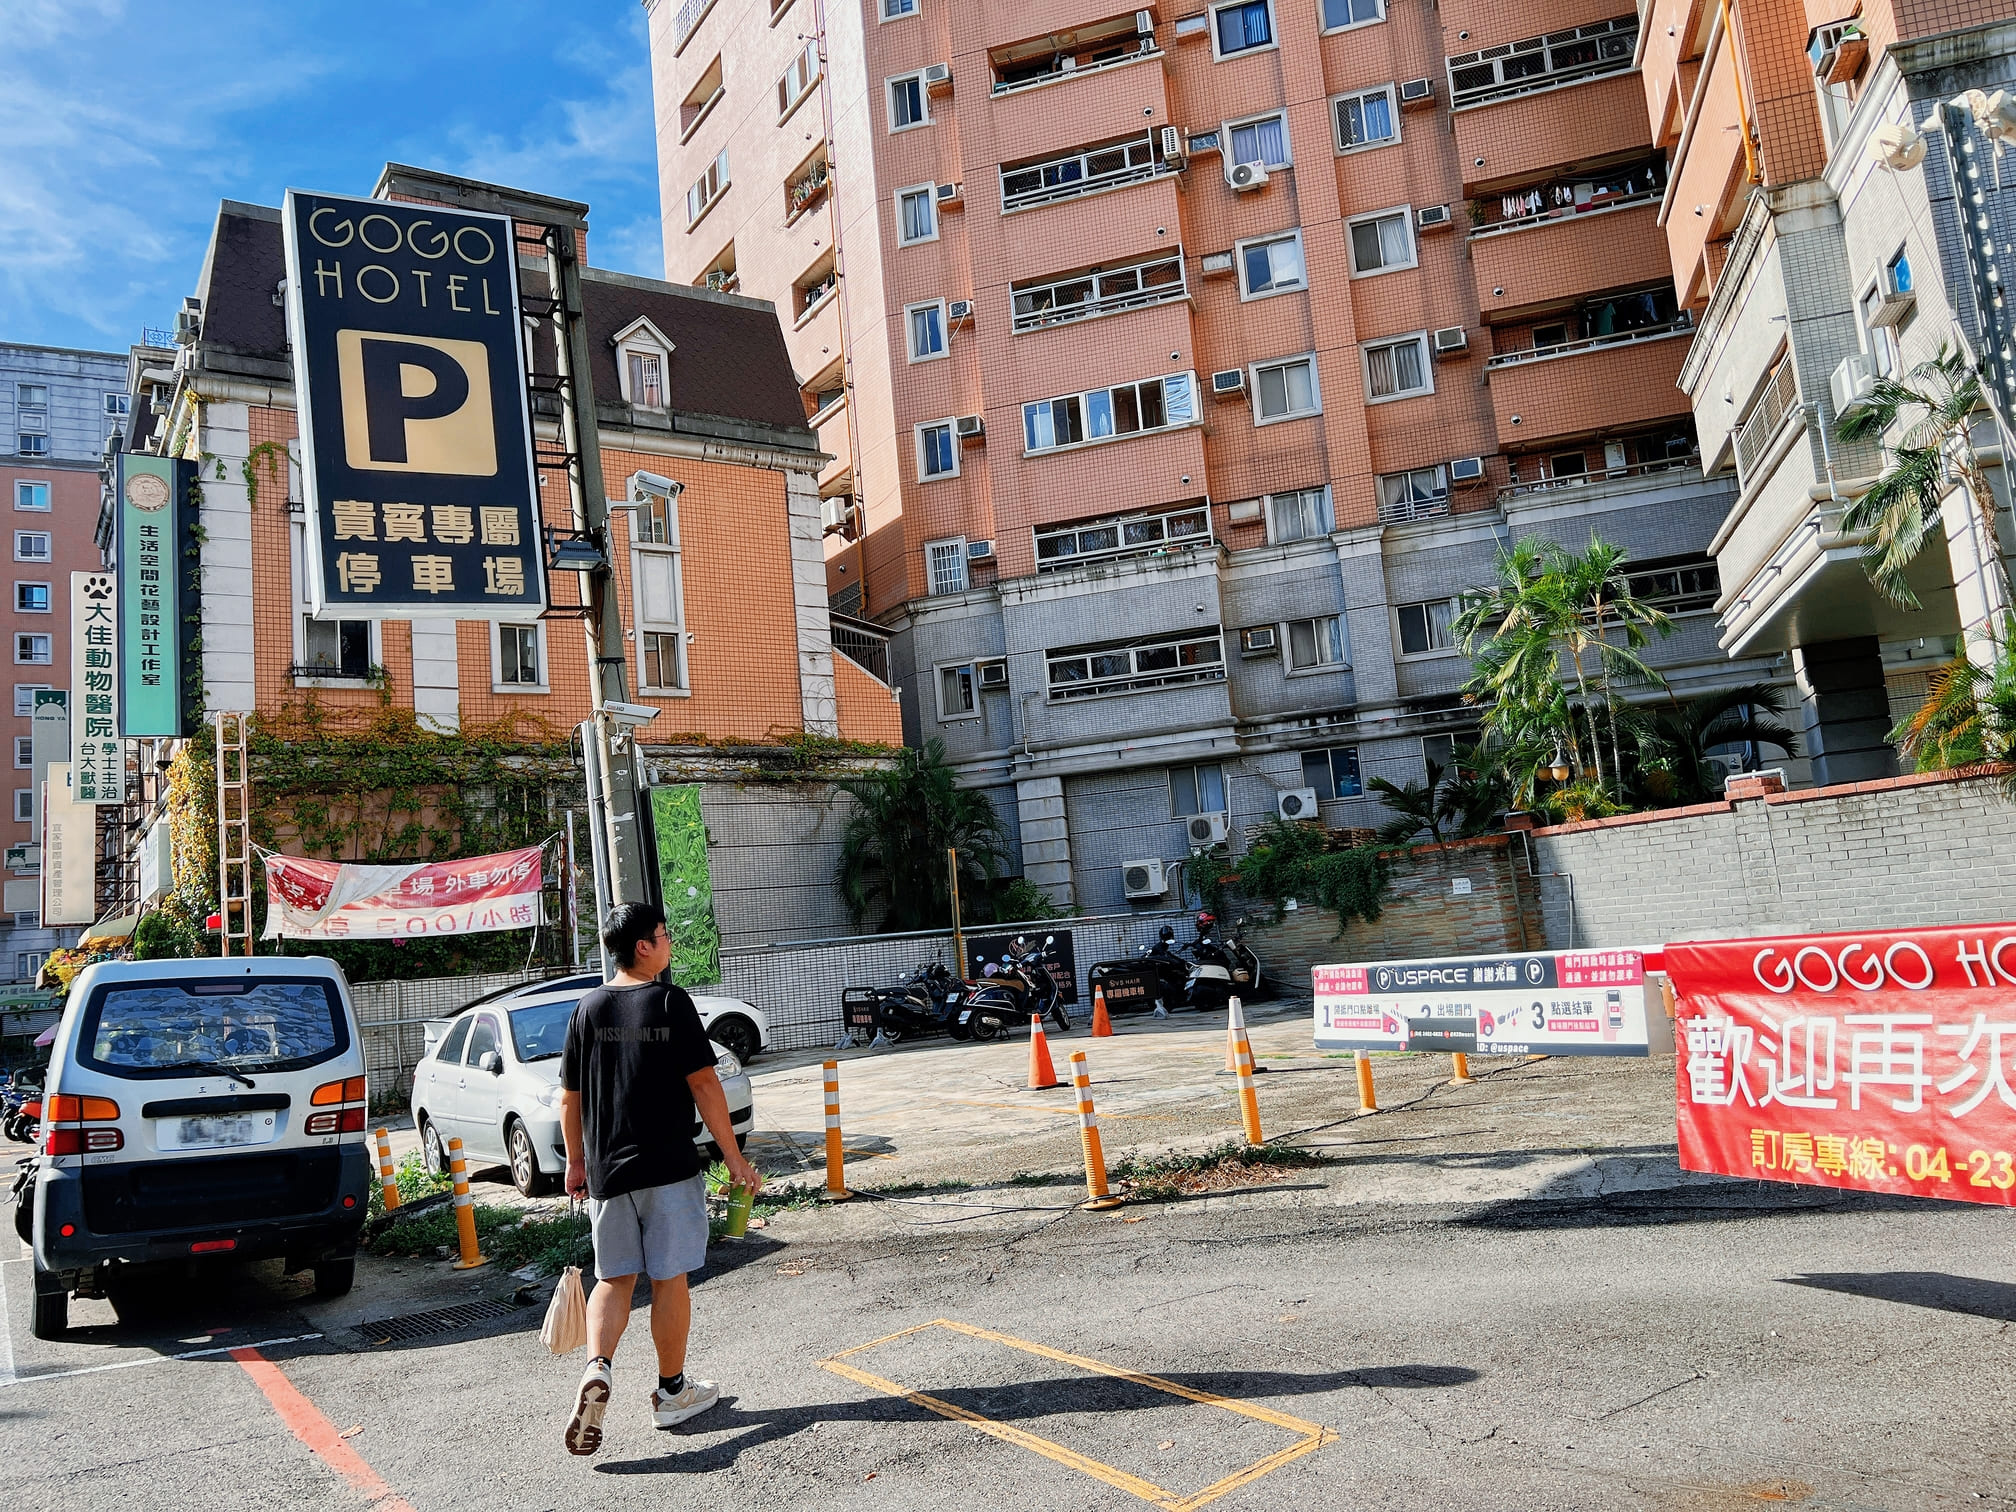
[602,902,667,969]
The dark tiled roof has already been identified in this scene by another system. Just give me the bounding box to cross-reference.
[199,202,287,358]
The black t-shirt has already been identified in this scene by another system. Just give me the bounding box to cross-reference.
[560,981,717,1200]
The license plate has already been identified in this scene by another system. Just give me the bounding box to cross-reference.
[946,994,961,1004]
[168,1115,260,1150]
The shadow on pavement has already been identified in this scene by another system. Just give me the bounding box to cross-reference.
[1780,1271,2016,1322]
[1454,1164,1943,1230]
[596,1364,1477,1476]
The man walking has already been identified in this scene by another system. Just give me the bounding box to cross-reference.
[559,901,764,1454]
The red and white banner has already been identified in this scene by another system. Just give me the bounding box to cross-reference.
[263,845,543,941]
[1667,922,2016,1206]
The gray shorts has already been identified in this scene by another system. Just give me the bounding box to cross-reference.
[588,1175,709,1281]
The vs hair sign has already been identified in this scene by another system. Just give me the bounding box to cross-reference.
[282,189,548,620]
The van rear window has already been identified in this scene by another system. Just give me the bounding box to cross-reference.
[79,978,348,1078]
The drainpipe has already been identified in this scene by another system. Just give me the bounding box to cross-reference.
[813,0,870,603]
[1717,0,1762,186]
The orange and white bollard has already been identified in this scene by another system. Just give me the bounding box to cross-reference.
[822,1059,853,1201]
[1069,1051,1124,1211]
[374,1127,401,1211]
[1449,1052,1473,1086]
[1091,984,1114,1038]
[1230,1009,1264,1146]
[1355,1051,1379,1113]
[446,1136,487,1269]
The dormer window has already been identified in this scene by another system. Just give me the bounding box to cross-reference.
[610,316,677,411]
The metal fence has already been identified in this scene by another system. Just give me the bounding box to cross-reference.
[353,966,566,1103]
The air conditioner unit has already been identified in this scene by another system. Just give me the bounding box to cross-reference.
[1226,161,1270,192]
[1831,353,1875,417]
[1227,498,1263,523]
[1448,455,1486,483]
[965,537,995,560]
[1186,812,1229,846]
[947,299,974,321]
[1866,261,1916,329]
[1200,251,1235,277]
[1136,9,1156,36]
[1416,204,1453,230]
[820,498,852,533]
[978,659,1009,689]
[1122,857,1169,899]
[955,414,985,440]
[1277,787,1321,822]
[1159,125,1186,167]
[1240,625,1279,657]
[936,182,964,207]
[1210,369,1247,396]
[1398,77,1434,107]
[1433,326,1470,355]
[923,62,953,94]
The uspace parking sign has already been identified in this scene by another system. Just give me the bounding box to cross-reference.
[282,189,547,619]
[1313,949,1651,1056]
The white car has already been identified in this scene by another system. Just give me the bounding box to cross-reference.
[410,980,761,1197]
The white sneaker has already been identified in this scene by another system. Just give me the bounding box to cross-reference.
[565,1358,613,1456]
[652,1378,721,1428]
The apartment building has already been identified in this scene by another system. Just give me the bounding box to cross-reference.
[1639,0,2016,785]
[0,342,126,982]
[650,0,1772,911]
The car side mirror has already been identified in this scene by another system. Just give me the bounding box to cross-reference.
[478,1051,502,1075]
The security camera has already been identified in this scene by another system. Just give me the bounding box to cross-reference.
[601,701,661,729]
[630,470,681,501]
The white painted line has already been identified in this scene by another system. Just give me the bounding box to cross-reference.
[0,1244,16,1386]
[0,1331,324,1391]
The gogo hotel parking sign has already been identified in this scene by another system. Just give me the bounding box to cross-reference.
[1666,923,2016,1207]
[282,190,546,619]
[1313,949,1650,1056]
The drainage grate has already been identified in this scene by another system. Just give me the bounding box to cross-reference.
[354,1298,525,1343]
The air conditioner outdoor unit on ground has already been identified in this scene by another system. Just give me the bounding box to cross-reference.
[1186,812,1229,846]
[1448,455,1485,482]
[1200,251,1235,276]
[1159,126,1186,167]
[1211,368,1247,396]
[1227,161,1270,191]
[1122,857,1169,899]
[936,182,964,206]
[1831,353,1875,417]
[1433,326,1470,354]
[1398,77,1434,107]
[965,537,995,559]
[1239,625,1278,656]
[820,498,851,533]
[947,298,974,321]
[923,63,953,93]
[955,414,985,440]
[1277,787,1322,822]
[1416,204,1453,229]
[978,659,1008,688]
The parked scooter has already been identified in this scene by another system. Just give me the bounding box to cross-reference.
[1196,914,1264,1002]
[1087,914,1266,1016]
[869,957,970,1044]
[2,1070,41,1146]
[957,934,1070,1040]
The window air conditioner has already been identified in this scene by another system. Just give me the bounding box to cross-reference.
[936,182,964,206]
[978,659,1009,689]
[1239,625,1279,657]
[1186,812,1229,846]
[1830,353,1875,417]
[1433,326,1469,355]
[923,63,953,94]
[1136,10,1155,36]
[1227,498,1263,523]
[1416,204,1453,230]
[1277,787,1321,822]
[1159,126,1186,167]
[955,414,985,440]
[1398,77,1434,107]
[965,537,995,560]
[1122,858,1169,899]
[1210,368,1247,396]
[947,299,974,321]
[1226,161,1270,192]
[1448,455,1486,483]
[1200,251,1235,276]
[1866,261,1916,329]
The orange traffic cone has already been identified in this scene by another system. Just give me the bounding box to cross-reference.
[1028,1013,1060,1089]
[1091,984,1114,1038]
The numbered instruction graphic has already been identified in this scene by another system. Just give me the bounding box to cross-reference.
[1312,949,1650,1057]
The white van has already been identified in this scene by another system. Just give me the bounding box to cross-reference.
[25,957,372,1339]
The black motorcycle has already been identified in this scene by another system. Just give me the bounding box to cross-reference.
[867,958,970,1045]
[957,934,1070,1040]
[1087,914,1266,1016]
[2,1071,42,1146]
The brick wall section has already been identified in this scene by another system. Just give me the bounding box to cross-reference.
[1527,766,2016,948]
[1243,834,1546,987]
[833,652,903,744]
[1486,328,1692,446]
[1738,0,1830,186]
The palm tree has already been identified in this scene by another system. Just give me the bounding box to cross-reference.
[1367,756,1503,846]
[1455,538,1591,779]
[1637,683,1801,804]
[1556,534,1672,775]
[1835,343,2007,614]
[832,738,1009,931]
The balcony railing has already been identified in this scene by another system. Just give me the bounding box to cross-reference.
[785,163,831,224]
[1484,313,1692,370]
[672,0,717,49]
[1447,16,1637,110]
[1377,493,1451,524]
[1012,251,1187,333]
[1469,184,1662,240]
[1496,453,1704,501]
[1001,133,1169,213]
[1734,361,1801,484]
[831,613,892,685]
[992,37,1159,96]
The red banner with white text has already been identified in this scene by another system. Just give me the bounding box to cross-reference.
[1666,923,2016,1206]
[262,846,543,941]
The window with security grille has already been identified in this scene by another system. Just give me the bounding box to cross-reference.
[925,538,968,596]
[1334,86,1397,150]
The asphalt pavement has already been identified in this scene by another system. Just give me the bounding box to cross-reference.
[6,1009,2015,1511]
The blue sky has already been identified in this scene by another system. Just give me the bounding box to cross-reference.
[1,0,664,354]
